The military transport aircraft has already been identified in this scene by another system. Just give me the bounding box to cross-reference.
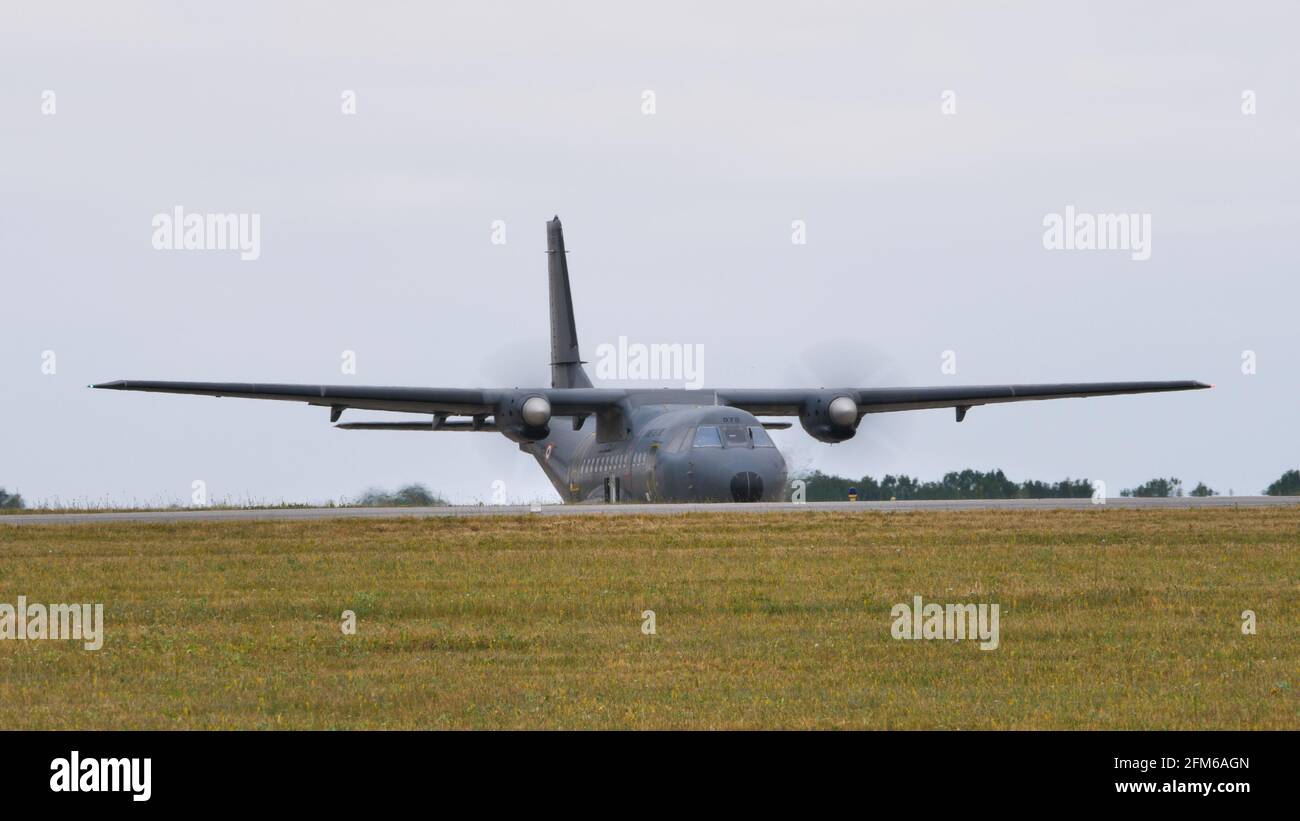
[95,217,1209,504]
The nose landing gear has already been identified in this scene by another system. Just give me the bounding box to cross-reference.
[730,472,764,503]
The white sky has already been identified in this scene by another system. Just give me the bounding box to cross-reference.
[1,1,1296,505]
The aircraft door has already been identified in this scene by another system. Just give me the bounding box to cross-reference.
[645,443,659,502]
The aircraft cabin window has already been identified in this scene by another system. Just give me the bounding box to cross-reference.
[748,426,775,447]
[692,425,723,448]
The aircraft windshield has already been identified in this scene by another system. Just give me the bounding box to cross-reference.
[721,425,749,447]
[748,425,775,447]
[692,425,723,448]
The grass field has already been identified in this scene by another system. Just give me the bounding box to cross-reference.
[0,507,1296,729]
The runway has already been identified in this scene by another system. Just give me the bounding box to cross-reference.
[2,495,1296,526]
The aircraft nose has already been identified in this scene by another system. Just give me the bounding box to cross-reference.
[730,471,765,503]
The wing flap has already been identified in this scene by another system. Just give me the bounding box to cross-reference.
[336,419,499,432]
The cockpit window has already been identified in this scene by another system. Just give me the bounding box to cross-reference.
[721,425,749,447]
[748,425,775,447]
[692,425,723,448]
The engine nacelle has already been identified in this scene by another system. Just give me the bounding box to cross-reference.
[799,394,859,443]
[496,393,551,443]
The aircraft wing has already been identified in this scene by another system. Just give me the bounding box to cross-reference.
[90,380,626,417]
[93,379,1210,428]
[92,380,499,415]
[716,380,1211,417]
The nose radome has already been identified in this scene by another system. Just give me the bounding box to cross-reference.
[730,471,764,503]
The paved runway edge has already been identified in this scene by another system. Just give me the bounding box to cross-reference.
[2,496,1297,525]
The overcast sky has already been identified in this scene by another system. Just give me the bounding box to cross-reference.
[2,2,1296,505]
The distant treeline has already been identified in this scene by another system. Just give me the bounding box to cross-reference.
[4,470,1298,511]
[796,470,1091,501]
[351,483,448,507]
[1265,470,1300,496]
[795,469,1300,502]
[0,484,449,512]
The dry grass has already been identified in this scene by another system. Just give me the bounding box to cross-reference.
[0,507,1295,729]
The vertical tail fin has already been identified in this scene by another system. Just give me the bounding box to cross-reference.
[547,216,592,389]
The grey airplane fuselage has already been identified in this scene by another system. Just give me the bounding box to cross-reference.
[522,398,788,504]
